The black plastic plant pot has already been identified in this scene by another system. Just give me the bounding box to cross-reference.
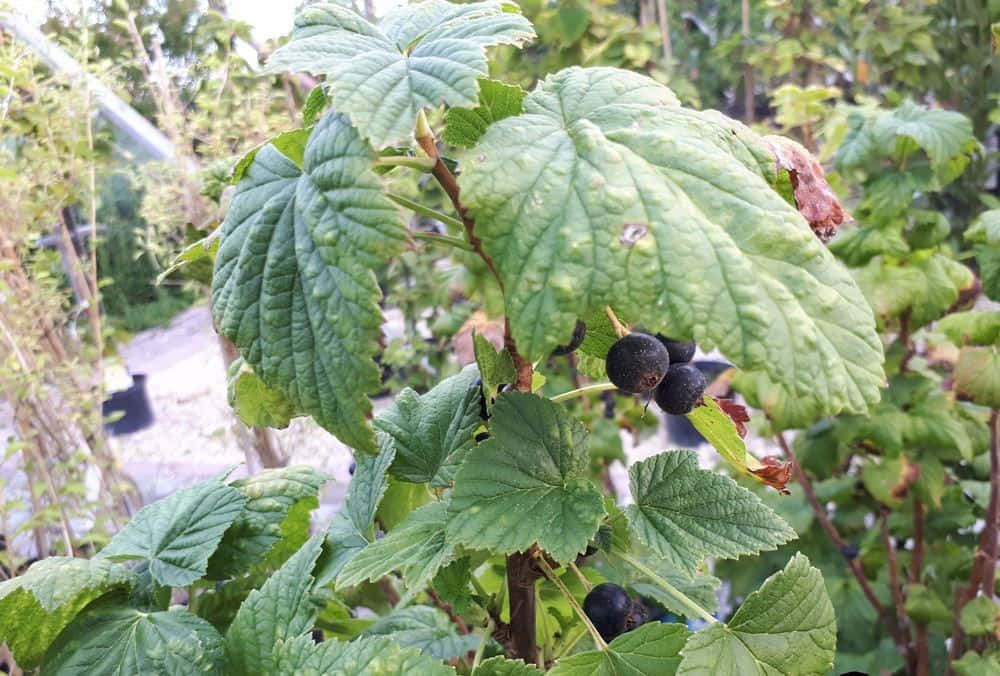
[102,373,154,435]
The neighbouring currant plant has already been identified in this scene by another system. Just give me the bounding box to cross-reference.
[3,1,909,673]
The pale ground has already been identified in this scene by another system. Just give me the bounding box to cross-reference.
[1,303,759,557]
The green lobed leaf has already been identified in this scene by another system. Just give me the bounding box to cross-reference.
[955,347,1000,408]
[302,85,330,126]
[677,553,836,675]
[903,584,953,626]
[224,535,325,674]
[42,607,224,675]
[872,101,975,168]
[375,365,481,485]
[227,358,299,428]
[937,311,1000,347]
[363,605,480,659]
[207,465,328,579]
[232,128,312,184]
[212,112,407,454]
[0,557,134,669]
[952,651,1000,676]
[960,596,1000,636]
[275,633,455,675]
[267,1,535,148]
[99,478,246,587]
[855,253,973,330]
[338,500,454,590]
[626,450,796,575]
[965,209,1000,246]
[474,656,544,675]
[976,244,1000,301]
[685,396,759,475]
[314,438,396,586]
[828,224,908,266]
[473,332,517,404]
[445,392,606,562]
[548,622,691,675]
[444,78,526,148]
[460,66,883,417]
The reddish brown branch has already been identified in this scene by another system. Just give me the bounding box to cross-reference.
[948,409,1000,669]
[911,500,925,584]
[882,510,913,670]
[506,549,541,664]
[778,433,906,648]
[427,588,470,635]
[898,308,916,374]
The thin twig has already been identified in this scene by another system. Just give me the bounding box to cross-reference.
[911,500,925,584]
[427,588,470,635]
[898,308,916,374]
[778,433,903,644]
[471,618,494,670]
[619,552,717,624]
[604,306,629,338]
[881,510,913,670]
[535,556,608,650]
[550,382,618,403]
[568,561,593,592]
[388,193,464,230]
[950,409,1000,668]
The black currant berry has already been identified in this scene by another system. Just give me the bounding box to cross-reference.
[653,363,707,415]
[605,333,671,394]
[348,460,356,476]
[840,544,859,560]
[475,431,490,443]
[552,320,587,356]
[583,583,631,642]
[655,335,696,363]
[625,600,650,631]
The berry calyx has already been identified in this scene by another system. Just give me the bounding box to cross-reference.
[655,335,696,363]
[552,320,587,356]
[605,333,671,394]
[654,363,707,415]
[583,583,631,642]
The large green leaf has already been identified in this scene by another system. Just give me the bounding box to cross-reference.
[872,101,975,168]
[275,634,455,675]
[42,607,224,675]
[855,253,973,330]
[460,66,883,416]
[445,392,605,562]
[677,553,836,675]
[99,478,246,587]
[363,606,480,659]
[548,622,691,675]
[212,112,407,453]
[626,450,796,574]
[224,535,325,674]
[338,500,454,590]
[474,657,544,675]
[955,346,1000,408]
[267,1,535,148]
[207,465,328,579]
[936,311,1000,347]
[375,365,481,485]
[0,558,134,669]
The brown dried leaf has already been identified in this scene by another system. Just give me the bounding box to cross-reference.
[453,310,505,365]
[765,135,848,242]
[751,456,793,494]
[716,398,750,438]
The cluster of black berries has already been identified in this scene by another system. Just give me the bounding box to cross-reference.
[605,332,706,414]
[582,583,649,642]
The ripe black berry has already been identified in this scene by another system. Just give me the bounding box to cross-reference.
[605,333,670,394]
[583,583,631,642]
[475,431,490,443]
[552,320,586,356]
[840,544,859,560]
[653,363,707,415]
[655,335,696,363]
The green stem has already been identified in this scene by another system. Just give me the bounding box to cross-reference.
[470,573,490,604]
[411,230,475,252]
[416,109,433,139]
[619,552,717,624]
[550,382,617,403]
[374,155,437,171]
[605,306,629,338]
[471,618,494,670]
[568,561,592,592]
[535,557,608,650]
[387,193,464,231]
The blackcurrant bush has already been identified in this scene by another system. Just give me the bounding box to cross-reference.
[552,320,586,356]
[655,334,696,363]
[653,363,707,415]
[583,583,631,642]
[605,333,670,394]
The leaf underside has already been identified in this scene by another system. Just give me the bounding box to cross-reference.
[267,1,535,148]
[212,112,407,453]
